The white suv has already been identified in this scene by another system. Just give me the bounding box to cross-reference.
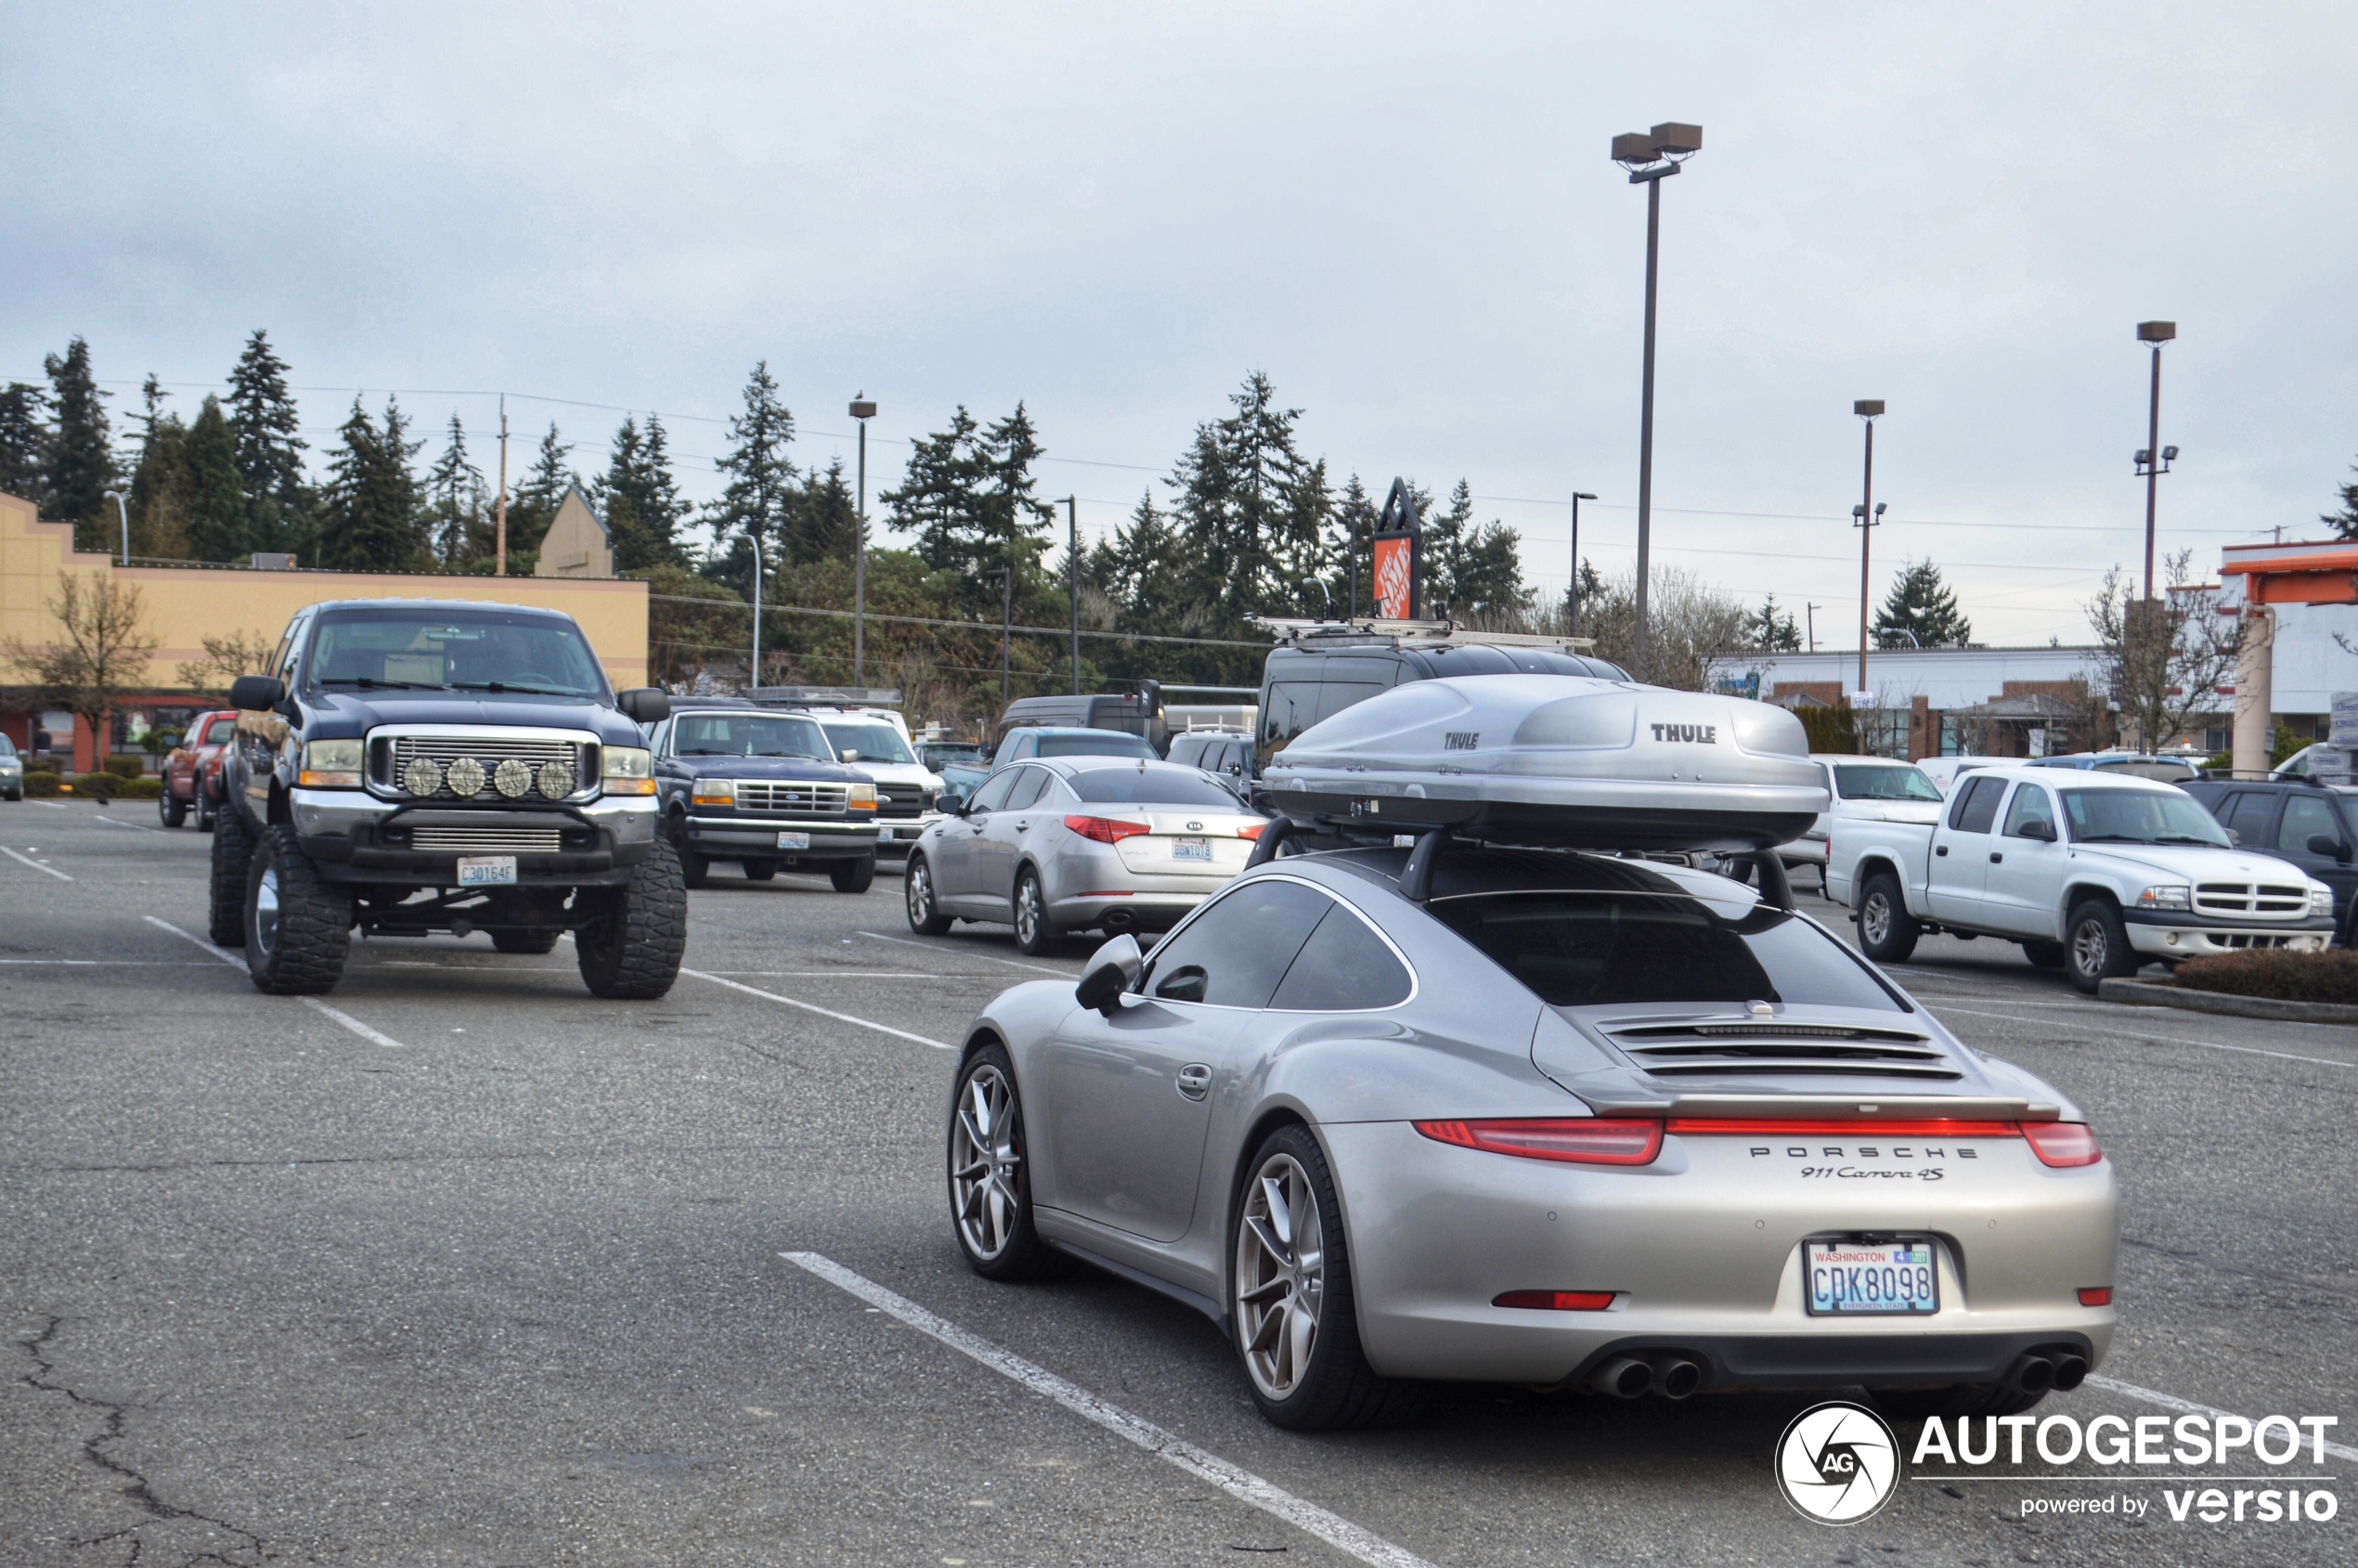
[805,706,946,858]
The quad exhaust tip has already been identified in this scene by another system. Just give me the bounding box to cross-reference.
[1591,1355,1652,1399]
[2006,1354,2057,1395]
[2050,1353,2089,1393]
[1588,1353,1705,1400]
[1651,1354,1704,1400]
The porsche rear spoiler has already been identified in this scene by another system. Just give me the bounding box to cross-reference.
[1569,1091,2064,1123]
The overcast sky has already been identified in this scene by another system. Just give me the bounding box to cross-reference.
[6,2,2354,648]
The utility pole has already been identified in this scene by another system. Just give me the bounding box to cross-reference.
[1853,401,1885,697]
[1806,602,1820,654]
[1568,490,1597,637]
[850,395,875,681]
[1066,496,1080,694]
[494,395,510,577]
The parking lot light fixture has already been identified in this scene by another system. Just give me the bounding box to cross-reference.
[1852,401,1885,698]
[1611,123,1702,681]
[849,395,876,682]
[103,489,128,565]
[1569,491,1598,637]
[2133,323,2175,602]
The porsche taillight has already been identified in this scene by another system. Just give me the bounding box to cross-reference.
[1065,815,1150,844]
[2021,1121,2103,1168]
[1413,1118,1665,1166]
[1493,1289,1616,1311]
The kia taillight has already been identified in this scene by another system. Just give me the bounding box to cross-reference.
[1414,1118,1665,1166]
[2022,1121,2103,1168]
[1493,1289,1616,1311]
[1065,815,1150,844]
[1237,822,1265,840]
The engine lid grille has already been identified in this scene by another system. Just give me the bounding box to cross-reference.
[1603,1019,1960,1080]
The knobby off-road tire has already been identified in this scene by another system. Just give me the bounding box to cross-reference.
[1857,871,1920,965]
[577,836,688,999]
[948,1042,1065,1282]
[830,852,877,894]
[209,804,256,945]
[904,852,952,935]
[1231,1124,1425,1432]
[2066,899,2135,995]
[492,929,564,954]
[245,823,354,995]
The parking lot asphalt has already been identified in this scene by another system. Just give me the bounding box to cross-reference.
[6,799,2353,1566]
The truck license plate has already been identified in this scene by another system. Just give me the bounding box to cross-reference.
[776,831,810,850]
[1173,836,1212,862]
[1806,1238,1939,1316]
[457,855,518,887]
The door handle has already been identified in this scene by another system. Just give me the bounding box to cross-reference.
[1935,845,1949,857]
[1176,1063,1212,1101]
[1989,851,2002,863]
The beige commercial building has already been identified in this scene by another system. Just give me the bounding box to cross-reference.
[0,490,647,771]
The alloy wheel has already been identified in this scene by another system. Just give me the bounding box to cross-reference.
[1861,892,1891,947]
[951,1064,1023,1261]
[2071,918,2107,978]
[1235,1152,1326,1400]
[252,865,282,957]
[908,861,936,923]
[1015,875,1043,945]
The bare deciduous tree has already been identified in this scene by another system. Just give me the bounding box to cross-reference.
[175,627,278,697]
[1533,565,1752,691]
[1,576,161,754]
[2084,551,2241,752]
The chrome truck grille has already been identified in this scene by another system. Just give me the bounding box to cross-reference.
[2193,883,2310,919]
[407,823,564,854]
[732,781,849,815]
[378,735,588,801]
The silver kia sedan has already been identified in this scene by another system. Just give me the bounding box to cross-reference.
[943,842,2118,1431]
[904,758,1266,954]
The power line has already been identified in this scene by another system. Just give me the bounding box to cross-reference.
[645,593,1271,649]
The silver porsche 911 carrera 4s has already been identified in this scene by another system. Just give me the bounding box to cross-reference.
[943,842,2118,1431]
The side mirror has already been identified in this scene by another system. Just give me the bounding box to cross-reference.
[1074,934,1144,1015]
[616,687,671,724]
[228,674,284,712]
[841,748,859,763]
[2306,833,2351,861]
[938,787,967,815]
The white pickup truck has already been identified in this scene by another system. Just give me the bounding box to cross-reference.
[1828,763,2336,992]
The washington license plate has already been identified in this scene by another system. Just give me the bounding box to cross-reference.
[776,831,810,850]
[1173,836,1212,862]
[457,855,517,887]
[1805,1238,1939,1316]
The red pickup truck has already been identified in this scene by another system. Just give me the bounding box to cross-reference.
[161,709,239,830]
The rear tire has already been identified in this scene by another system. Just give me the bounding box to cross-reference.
[577,838,688,999]
[671,823,710,889]
[2020,940,2066,969]
[195,787,215,833]
[1012,867,1057,955]
[1230,1124,1423,1431]
[1858,871,1920,965]
[161,790,187,828]
[492,929,563,954]
[904,853,952,934]
[830,853,876,894]
[209,805,255,946]
[947,1043,1063,1281]
[2065,899,2134,994]
[742,859,778,882]
[244,824,353,995]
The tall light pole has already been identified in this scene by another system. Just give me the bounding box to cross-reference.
[1806,602,1820,654]
[1568,490,1598,637]
[494,395,509,577]
[1611,121,1703,682]
[1064,496,1081,694]
[1852,401,1885,697]
[103,489,128,564]
[2133,323,2176,602]
[849,395,875,683]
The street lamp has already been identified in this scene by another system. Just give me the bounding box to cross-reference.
[849,395,876,682]
[1851,401,1885,698]
[2133,323,2175,602]
[1611,120,1703,681]
[103,489,127,565]
[1568,491,1598,637]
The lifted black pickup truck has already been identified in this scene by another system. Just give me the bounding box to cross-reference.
[212,599,683,998]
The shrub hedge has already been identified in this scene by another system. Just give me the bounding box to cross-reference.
[2173,949,2358,1005]
[22,771,58,797]
[102,755,146,778]
[61,773,162,799]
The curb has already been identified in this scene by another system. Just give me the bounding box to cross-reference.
[2098,978,2358,1026]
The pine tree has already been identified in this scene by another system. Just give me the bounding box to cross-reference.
[787,456,859,566]
[505,422,577,561]
[425,412,489,567]
[316,397,429,572]
[225,330,311,552]
[2325,455,2358,541]
[1333,473,1378,615]
[594,415,693,573]
[0,381,49,507]
[1421,478,1530,619]
[126,378,193,561]
[43,337,119,548]
[185,396,250,563]
[883,405,986,576]
[1874,560,1972,648]
[1751,594,1802,651]
[711,361,797,569]
[1165,372,1321,628]
[978,402,1056,582]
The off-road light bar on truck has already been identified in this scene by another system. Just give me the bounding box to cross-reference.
[1414,1117,2104,1169]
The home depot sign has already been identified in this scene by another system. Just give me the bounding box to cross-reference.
[1371,476,1422,620]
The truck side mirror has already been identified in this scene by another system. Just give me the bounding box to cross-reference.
[616,688,671,724]
[228,674,284,712]
[2306,833,2351,862]
[1074,934,1143,1016]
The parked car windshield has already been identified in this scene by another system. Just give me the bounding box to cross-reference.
[819,719,914,765]
[306,609,608,697]
[1066,763,1244,807]
[1035,732,1156,760]
[1428,891,1902,1011]
[1833,764,1942,802]
[2061,787,2230,847]
[673,712,833,760]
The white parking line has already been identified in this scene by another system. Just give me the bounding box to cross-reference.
[781,1252,1438,1568]
[88,813,165,833]
[705,970,997,980]
[142,915,408,1049]
[680,968,952,1049]
[859,928,1069,975]
[2085,1375,2358,1465]
[27,799,67,810]
[0,959,220,966]
[1932,1003,2355,1069]
[0,844,71,880]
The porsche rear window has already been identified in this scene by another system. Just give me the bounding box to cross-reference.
[1428,891,1902,1011]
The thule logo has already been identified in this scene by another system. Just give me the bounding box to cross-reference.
[1651,722,1718,744]
[1444,732,1481,751]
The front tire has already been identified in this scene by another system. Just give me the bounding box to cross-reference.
[905,853,952,934]
[1231,1124,1419,1431]
[2065,899,2134,994]
[1858,871,1920,965]
[244,823,353,995]
[1012,867,1057,954]
[2020,940,2066,969]
[830,852,876,894]
[161,790,187,828]
[209,805,255,945]
[577,837,688,999]
[742,859,777,882]
[948,1043,1061,1280]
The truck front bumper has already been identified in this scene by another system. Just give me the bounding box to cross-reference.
[871,812,944,856]
[681,813,878,863]
[289,788,658,887]
[2123,910,2335,959]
